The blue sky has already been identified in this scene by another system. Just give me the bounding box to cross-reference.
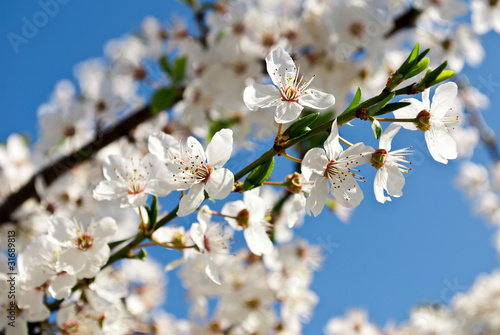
[1,1,500,333]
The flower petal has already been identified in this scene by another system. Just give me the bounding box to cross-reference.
[385,163,405,197]
[148,132,179,163]
[49,273,77,300]
[244,224,273,256]
[299,89,335,110]
[374,167,391,204]
[206,129,233,168]
[190,223,204,250]
[221,200,246,230]
[379,123,401,151]
[330,176,363,208]
[305,177,329,217]
[205,168,234,199]
[275,101,303,123]
[431,82,458,119]
[265,46,296,88]
[324,119,343,160]
[302,148,328,181]
[177,183,206,217]
[243,83,281,111]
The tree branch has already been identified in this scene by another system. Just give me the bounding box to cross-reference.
[0,90,183,225]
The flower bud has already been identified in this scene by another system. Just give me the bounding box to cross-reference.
[370,149,388,170]
[285,172,302,193]
[236,209,250,228]
[414,110,432,132]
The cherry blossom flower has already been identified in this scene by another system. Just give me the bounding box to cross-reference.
[93,153,169,208]
[394,82,458,164]
[301,120,373,216]
[370,124,412,204]
[48,216,117,279]
[156,129,235,217]
[221,188,273,256]
[190,206,233,284]
[243,47,335,123]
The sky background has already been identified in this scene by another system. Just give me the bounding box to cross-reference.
[1,1,500,333]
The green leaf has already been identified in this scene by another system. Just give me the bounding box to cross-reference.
[243,157,275,190]
[286,113,319,139]
[160,55,170,75]
[129,248,147,260]
[370,118,382,139]
[367,92,396,116]
[428,70,455,86]
[420,61,448,87]
[371,102,412,117]
[397,43,420,76]
[406,58,429,80]
[342,88,362,115]
[146,196,158,230]
[151,87,176,114]
[171,56,187,83]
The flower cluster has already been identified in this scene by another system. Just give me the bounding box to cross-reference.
[1,0,499,334]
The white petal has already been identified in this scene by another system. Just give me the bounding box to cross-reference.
[299,89,335,110]
[205,168,234,199]
[102,155,127,181]
[305,178,329,217]
[186,136,206,163]
[244,224,273,256]
[93,180,127,201]
[204,255,221,285]
[177,183,206,217]
[288,194,306,228]
[265,46,295,87]
[206,128,233,168]
[330,176,363,208]
[190,223,204,250]
[48,216,75,244]
[243,83,281,111]
[324,119,343,160]
[339,143,374,167]
[374,167,391,204]
[148,132,179,163]
[275,101,303,123]
[49,273,77,300]
[431,82,458,119]
[221,200,246,230]
[244,188,267,219]
[425,124,457,164]
[302,148,328,181]
[385,164,405,197]
[59,249,86,275]
[92,217,117,241]
[379,123,401,151]
[197,205,212,232]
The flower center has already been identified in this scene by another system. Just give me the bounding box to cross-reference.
[349,22,365,37]
[236,209,250,228]
[76,233,94,251]
[414,110,432,132]
[370,149,388,170]
[195,163,212,182]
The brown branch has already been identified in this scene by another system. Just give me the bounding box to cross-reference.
[0,90,183,225]
[384,7,423,39]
